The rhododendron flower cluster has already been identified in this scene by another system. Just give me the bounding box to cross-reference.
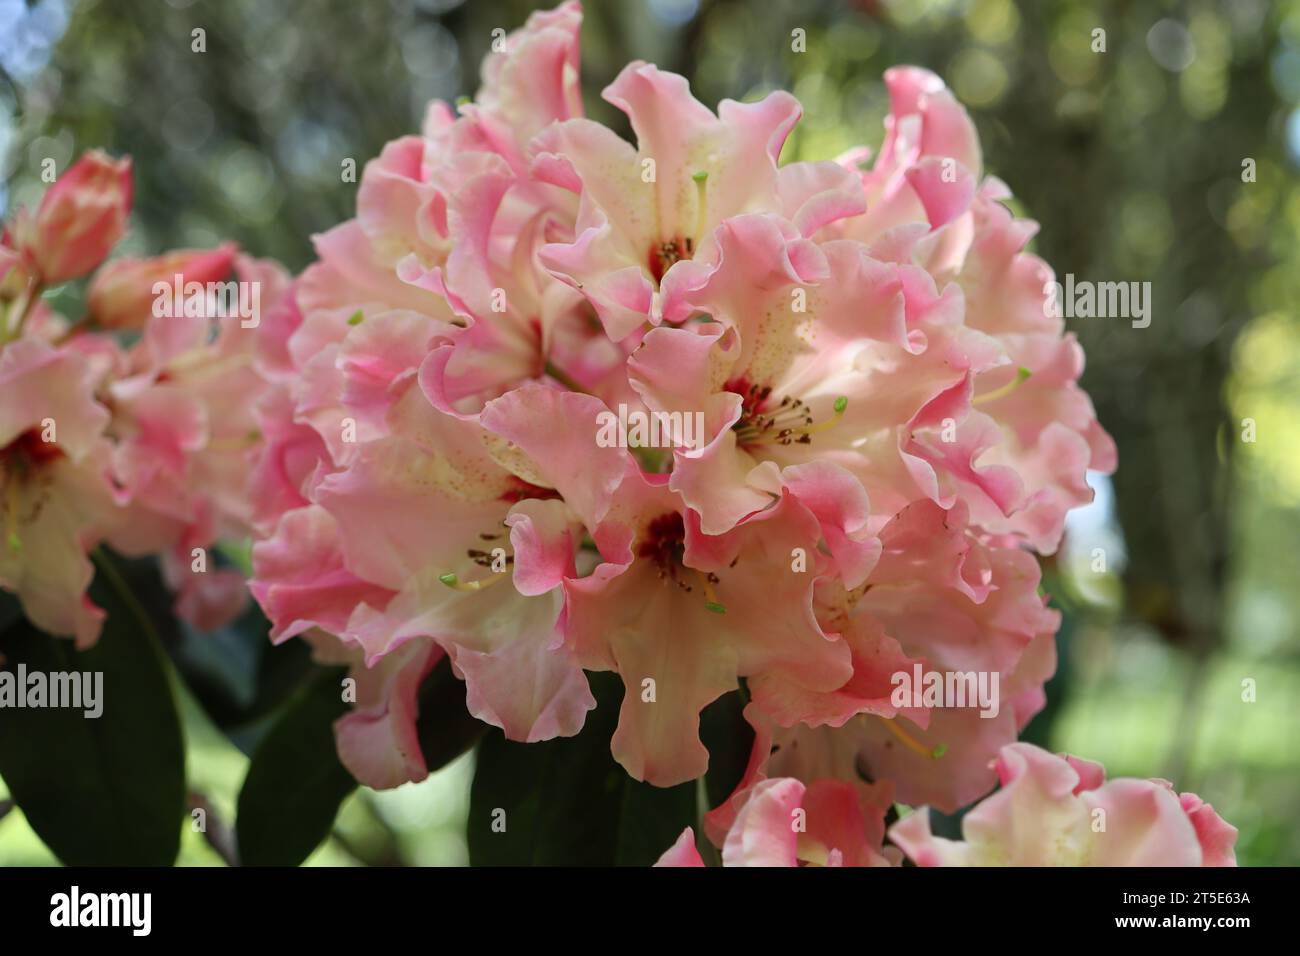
[237,4,1241,866]
[0,150,283,644]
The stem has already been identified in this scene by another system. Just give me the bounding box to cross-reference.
[91,548,163,650]
[329,824,406,867]
[2,275,44,344]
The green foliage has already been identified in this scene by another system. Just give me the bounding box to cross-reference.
[236,654,487,866]
[0,552,186,866]
[235,666,356,866]
[470,672,704,866]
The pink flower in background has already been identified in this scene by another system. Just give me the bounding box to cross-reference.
[103,252,287,630]
[0,338,118,646]
[889,743,1238,866]
[0,151,278,642]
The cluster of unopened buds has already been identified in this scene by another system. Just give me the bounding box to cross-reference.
[2,1,1235,865]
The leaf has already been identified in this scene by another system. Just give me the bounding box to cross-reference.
[0,552,187,866]
[468,671,697,866]
[699,687,754,809]
[689,688,757,865]
[0,589,21,633]
[614,775,697,866]
[166,601,314,746]
[96,547,314,751]
[235,665,355,866]
[235,653,487,866]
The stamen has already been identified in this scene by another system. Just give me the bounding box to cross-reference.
[205,430,262,453]
[697,570,726,614]
[438,571,509,593]
[973,367,1032,406]
[734,394,848,447]
[879,716,947,760]
[794,395,849,436]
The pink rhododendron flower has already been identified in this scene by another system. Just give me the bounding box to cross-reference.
[695,499,1059,815]
[532,63,862,342]
[889,743,1238,866]
[0,338,118,646]
[658,777,899,867]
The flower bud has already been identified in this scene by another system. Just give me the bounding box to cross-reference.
[26,150,133,284]
[88,244,237,330]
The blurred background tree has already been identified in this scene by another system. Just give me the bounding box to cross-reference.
[1,0,1296,865]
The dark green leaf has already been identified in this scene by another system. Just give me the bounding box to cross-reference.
[693,688,757,866]
[699,687,754,809]
[0,552,186,866]
[468,671,698,866]
[235,665,355,866]
[0,589,21,633]
[234,652,484,866]
[100,545,315,749]
[614,775,697,866]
